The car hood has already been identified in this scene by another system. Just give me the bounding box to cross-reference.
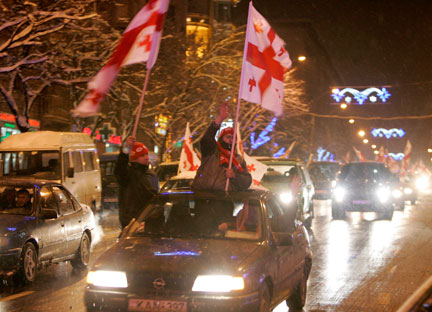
[93,236,261,274]
[0,214,33,236]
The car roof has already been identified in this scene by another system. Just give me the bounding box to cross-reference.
[253,157,304,165]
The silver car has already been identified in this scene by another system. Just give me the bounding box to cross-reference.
[0,181,96,284]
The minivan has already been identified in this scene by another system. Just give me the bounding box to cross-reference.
[0,131,102,212]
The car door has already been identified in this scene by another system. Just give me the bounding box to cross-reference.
[265,196,297,302]
[52,186,82,256]
[37,186,67,261]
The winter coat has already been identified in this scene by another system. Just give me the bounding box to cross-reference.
[115,152,159,228]
[192,122,252,191]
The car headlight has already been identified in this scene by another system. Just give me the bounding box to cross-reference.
[279,192,293,204]
[415,175,430,191]
[192,275,244,292]
[333,187,345,202]
[392,189,403,199]
[403,187,413,195]
[377,187,391,203]
[87,270,128,288]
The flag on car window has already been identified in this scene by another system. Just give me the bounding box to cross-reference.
[236,125,268,186]
[239,2,292,116]
[353,146,366,162]
[72,0,169,117]
[178,122,201,174]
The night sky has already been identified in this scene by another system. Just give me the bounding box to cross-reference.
[233,0,432,162]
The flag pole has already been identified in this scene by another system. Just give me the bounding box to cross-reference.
[132,68,152,137]
[225,1,253,192]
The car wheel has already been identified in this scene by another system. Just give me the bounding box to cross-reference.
[71,232,91,270]
[19,242,38,284]
[331,204,345,219]
[258,284,271,312]
[286,267,308,311]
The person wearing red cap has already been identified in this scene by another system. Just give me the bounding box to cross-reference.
[115,136,159,228]
[192,102,252,191]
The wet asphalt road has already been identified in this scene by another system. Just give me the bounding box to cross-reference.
[1,196,431,312]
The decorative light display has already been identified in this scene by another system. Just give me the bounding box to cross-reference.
[317,146,335,161]
[331,87,391,105]
[388,152,405,160]
[371,128,405,139]
[250,117,277,150]
[273,148,285,158]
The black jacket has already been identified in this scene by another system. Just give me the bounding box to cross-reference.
[115,152,159,228]
[192,122,252,191]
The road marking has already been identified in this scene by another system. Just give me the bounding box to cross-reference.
[0,291,34,302]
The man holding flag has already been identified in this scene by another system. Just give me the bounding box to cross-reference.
[192,102,252,191]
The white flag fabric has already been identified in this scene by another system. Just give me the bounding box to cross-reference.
[72,0,169,117]
[375,146,386,162]
[178,122,201,174]
[239,2,292,116]
[236,125,268,186]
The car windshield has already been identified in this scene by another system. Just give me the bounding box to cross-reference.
[160,179,193,192]
[156,164,179,182]
[0,151,61,180]
[339,163,391,181]
[0,185,35,215]
[130,194,262,241]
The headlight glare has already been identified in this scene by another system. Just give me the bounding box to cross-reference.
[333,187,345,202]
[377,187,390,203]
[87,270,128,288]
[279,192,293,204]
[392,189,402,199]
[192,275,244,292]
[403,187,413,195]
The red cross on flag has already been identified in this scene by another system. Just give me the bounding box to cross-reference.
[236,125,268,186]
[178,122,201,174]
[239,2,292,116]
[72,0,169,117]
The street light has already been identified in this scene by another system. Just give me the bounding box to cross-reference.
[358,130,365,137]
[374,150,379,155]
[371,144,377,149]
[298,55,306,62]
[428,148,432,153]
[340,103,347,109]
[363,138,369,144]
[348,119,355,124]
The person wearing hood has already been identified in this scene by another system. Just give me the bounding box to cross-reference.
[192,102,252,191]
[115,136,159,228]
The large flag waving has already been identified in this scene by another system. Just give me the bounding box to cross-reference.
[236,125,268,186]
[239,2,292,116]
[178,122,201,174]
[72,0,169,117]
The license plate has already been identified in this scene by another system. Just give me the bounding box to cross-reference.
[128,299,187,312]
[352,200,370,204]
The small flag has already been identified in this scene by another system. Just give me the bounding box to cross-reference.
[353,146,366,162]
[178,122,201,174]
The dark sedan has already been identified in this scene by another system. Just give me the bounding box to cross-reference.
[0,181,96,284]
[85,190,312,312]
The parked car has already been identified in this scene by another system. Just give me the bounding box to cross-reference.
[254,157,315,227]
[0,131,102,212]
[308,161,341,200]
[85,189,312,312]
[331,161,395,220]
[0,180,96,284]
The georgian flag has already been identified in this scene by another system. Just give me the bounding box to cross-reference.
[401,140,412,176]
[353,146,366,162]
[385,148,399,174]
[178,122,201,174]
[239,2,292,116]
[236,125,268,186]
[376,146,386,162]
[72,0,169,117]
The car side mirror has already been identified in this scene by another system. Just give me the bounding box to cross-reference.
[67,167,74,178]
[40,209,57,219]
[273,232,294,246]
